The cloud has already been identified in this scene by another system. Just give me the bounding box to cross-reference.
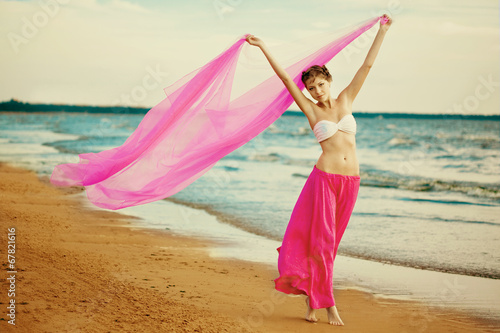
[110,0,149,13]
[66,0,150,13]
[438,21,499,36]
[311,21,331,29]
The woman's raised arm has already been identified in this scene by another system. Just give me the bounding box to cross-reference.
[340,14,392,103]
[246,35,316,118]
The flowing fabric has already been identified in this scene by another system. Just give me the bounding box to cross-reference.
[274,166,360,309]
[50,16,386,210]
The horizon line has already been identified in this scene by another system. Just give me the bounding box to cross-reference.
[1,99,499,118]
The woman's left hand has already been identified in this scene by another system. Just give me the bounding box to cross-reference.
[380,14,392,31]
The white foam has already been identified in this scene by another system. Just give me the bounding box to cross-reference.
[0,143,59,155]
[0,153,78,174]
[254,144,321,161]
[0,129,85,175]
[358,147,500,184]
[0,130,80,143]
[0,129,81,171]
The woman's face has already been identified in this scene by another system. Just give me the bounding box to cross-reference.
[305,76,330,102]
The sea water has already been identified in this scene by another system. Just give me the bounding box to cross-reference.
[1,111,499,321]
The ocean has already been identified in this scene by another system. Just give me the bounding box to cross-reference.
[1,110,499,320]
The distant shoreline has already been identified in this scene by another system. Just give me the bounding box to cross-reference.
[1,99,498,120]
[0,99,149,114]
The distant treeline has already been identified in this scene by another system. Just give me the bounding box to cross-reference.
[1,99,498,120]
[0,99,150,114]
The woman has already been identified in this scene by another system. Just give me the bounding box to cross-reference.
[246,14,392,325]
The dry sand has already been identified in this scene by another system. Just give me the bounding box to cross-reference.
[0,162,497,332]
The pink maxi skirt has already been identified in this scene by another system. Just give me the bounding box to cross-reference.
[274,165,360,309]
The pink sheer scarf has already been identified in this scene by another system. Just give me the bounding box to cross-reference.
[50,16,387,210]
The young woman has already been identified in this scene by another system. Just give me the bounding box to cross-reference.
[246,14,392,326]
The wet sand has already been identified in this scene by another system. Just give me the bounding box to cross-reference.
[0,162,497,332]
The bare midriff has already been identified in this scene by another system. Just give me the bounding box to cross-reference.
[315,131,359,176]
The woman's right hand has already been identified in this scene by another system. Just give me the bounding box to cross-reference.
[245,34,264,48]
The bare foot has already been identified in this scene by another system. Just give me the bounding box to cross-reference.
[326,306,344,326]
[305,297,318,323]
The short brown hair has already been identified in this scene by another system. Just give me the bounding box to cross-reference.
[301,65,332,85]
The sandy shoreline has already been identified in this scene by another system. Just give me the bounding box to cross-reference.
[0,162,498,332]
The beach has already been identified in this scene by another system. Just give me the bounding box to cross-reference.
[1,163,498,332]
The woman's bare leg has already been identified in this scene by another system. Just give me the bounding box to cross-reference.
[305,297,318,322]
[326,306,344,326]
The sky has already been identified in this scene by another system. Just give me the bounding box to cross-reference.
[0,0,498,114]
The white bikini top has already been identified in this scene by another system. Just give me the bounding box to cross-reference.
[313,114,357,142]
